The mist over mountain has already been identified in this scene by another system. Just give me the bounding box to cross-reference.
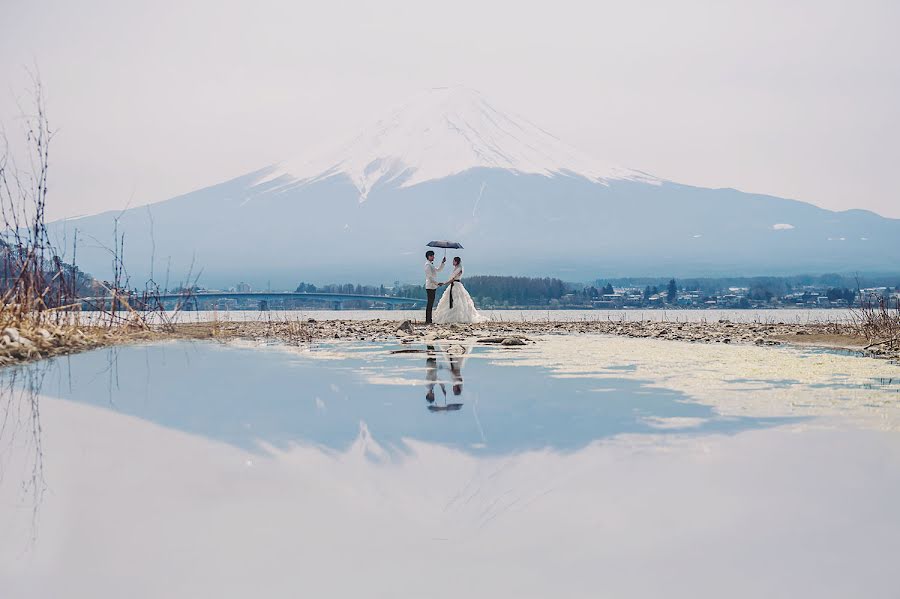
[52,87,900,288]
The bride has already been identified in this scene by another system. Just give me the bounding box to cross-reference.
[433,257,486,324]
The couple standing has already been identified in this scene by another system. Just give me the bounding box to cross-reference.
[424,250,484,324]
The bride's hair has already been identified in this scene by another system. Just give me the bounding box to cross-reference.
[453,256,461,266]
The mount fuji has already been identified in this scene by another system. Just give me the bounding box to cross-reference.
[52,86,900,287]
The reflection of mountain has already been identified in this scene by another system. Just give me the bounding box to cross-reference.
[7,385,898,596]
[22,342,793,455]
[50,87,900,286]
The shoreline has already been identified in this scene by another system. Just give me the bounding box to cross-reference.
[162,318,900,360]
[0,317,896,368]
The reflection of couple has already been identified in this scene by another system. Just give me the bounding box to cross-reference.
[424,251,485,325]
[425,344,465,411]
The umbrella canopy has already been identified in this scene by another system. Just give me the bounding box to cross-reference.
[426,240,464,249]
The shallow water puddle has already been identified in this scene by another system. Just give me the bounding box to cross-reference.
[1,336,899,598]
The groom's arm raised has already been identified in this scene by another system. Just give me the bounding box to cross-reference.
[435,257,446,272]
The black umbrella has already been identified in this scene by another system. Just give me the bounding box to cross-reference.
[426,240,464,259]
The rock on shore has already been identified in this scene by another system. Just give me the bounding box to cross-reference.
[0,323,106,366]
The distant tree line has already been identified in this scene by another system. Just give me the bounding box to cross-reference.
[464,276,567,306]
[295,276,569,306]
[291,273,899,310]
[296,282,395,296]
[598,274,900,297]
[825,287,857,303]
[1,240,95,300]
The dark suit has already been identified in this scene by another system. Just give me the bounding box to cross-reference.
[424,259,444,324]
[425,288,437,323]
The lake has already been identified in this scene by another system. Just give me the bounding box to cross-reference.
[1,335,898,598]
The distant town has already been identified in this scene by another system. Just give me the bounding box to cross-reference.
[140,274,900,311]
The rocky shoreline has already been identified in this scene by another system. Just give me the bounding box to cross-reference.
[0,324,103,367]
[194,318,899,361]
[0,317,896,368]
[0,322,165,368]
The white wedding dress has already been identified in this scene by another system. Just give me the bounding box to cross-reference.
[433,266,486,324]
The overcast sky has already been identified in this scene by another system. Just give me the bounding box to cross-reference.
[2,0,898,220]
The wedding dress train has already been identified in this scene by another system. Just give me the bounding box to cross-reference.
[432,267,486,324]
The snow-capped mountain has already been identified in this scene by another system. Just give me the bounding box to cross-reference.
[51,87,900,287]
[259,87,658,200]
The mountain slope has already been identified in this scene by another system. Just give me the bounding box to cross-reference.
[50,88,900,287]
[259,86,658,200]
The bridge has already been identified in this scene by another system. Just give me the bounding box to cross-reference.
[80,291,426,311]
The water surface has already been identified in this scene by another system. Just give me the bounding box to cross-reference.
[1,336,898,598]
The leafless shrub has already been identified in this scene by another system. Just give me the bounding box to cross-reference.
[0,75,78,321]
[851,294,900,350]
[0,75,207,341]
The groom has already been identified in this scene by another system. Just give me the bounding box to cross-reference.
[424,250,446,324]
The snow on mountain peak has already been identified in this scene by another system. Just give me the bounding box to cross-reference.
[264,86,658,199]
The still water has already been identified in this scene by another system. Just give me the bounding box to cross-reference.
[1,336,899,598]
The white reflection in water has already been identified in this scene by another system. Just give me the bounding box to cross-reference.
[0,337,899,598]
[4,341,798,455]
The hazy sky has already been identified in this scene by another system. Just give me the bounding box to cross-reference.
[2,0,898,220]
